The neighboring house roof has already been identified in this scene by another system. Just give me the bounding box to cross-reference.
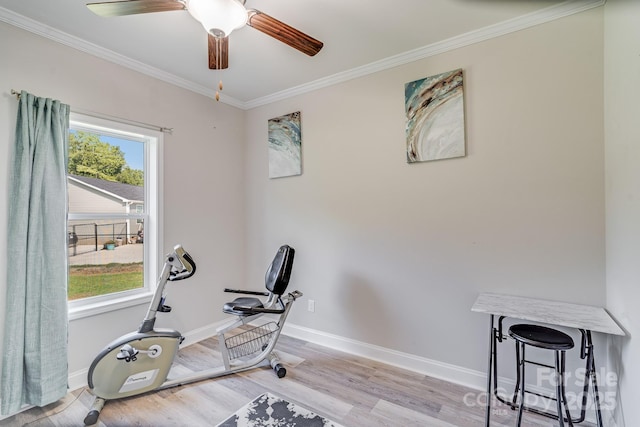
[69,174,144,203]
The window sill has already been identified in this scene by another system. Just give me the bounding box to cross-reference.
[68,291,153,321]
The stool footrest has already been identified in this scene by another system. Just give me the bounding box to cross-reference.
[494,390,580,424]
[522,359,555,369]
[521,388,558,402]
[517,403,575,424]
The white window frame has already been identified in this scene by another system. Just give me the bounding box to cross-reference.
[67,112,163,320]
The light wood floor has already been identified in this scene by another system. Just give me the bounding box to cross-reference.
[0,334,591,427]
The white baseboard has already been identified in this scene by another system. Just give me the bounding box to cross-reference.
[281,323,487,391]
[69,367,89,391]
[64,320,612,426]
[281,323,612,426]
[73,320,467,392]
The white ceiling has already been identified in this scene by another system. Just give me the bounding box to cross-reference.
[0,0,602,109]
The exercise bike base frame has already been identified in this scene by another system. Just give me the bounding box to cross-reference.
[83,245,301,426]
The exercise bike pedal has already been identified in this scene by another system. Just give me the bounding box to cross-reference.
[159,304,172,313]
[116,344,139,362]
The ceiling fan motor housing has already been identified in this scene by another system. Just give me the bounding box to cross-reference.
[85,0,323,72]
[186,0,248,38]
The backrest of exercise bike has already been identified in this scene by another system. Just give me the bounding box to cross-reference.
[265,245,295,296]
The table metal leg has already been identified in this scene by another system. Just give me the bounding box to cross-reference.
[585,331,604,427]
[485,314,494,427]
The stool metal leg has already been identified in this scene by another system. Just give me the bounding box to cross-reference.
[554,351,566,427]
[559,351,574,427]
[511,340,521,410]
[516,342,526,427]
[586,331,604,427]
[485,315,495,427]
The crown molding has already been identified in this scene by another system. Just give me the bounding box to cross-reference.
[245,0,605,109]
[0,0,604,111]
[0,6,245,109]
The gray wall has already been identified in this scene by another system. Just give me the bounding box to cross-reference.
[244,7,606,375]
[3,2,636,424]
[604,1,640,426]
[0,21,247,376]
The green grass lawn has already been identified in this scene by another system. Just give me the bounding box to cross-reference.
[69,263,143,300]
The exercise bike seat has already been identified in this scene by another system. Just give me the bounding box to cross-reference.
[223,297,265,315]
[223,245,295,316]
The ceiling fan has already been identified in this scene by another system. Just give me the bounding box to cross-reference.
[86,0,324,70]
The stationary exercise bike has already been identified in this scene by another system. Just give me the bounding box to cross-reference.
[83,244,301,425]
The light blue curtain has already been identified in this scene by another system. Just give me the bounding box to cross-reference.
[1,91,70,415]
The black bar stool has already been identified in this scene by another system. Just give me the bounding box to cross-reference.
[508,324,575,427]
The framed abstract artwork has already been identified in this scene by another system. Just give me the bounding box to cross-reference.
[268,111,302,178]
[405,68,466,163]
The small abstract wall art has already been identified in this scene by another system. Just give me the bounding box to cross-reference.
[268,111,302,178]
[405,68,466,163]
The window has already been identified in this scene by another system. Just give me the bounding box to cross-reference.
[135,204,144,224]
[67,113,162,319]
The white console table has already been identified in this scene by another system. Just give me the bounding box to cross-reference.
[472,293,624,427]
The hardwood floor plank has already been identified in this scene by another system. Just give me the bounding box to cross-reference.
[340,405,397,427]
[238,368,354,419]
[0,334,596,427]
[371,399,459,427]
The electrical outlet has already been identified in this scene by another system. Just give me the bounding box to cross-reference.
[308,299,315,312]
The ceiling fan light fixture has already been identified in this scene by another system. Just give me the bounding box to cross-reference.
[187,0,247,38]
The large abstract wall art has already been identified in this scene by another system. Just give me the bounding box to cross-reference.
[268,111,302,178]
[405,69,466,163]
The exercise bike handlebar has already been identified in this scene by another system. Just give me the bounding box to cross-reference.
[223,288,269,296]
[139,244,196,333]
[168,246,196,281]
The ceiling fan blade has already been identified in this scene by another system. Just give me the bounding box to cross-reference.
[247,9,323,57]
[87,0,186,17]
[208,35,229,70]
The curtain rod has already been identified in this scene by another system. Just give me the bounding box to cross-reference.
[9,89,173,134]
[72,108,174,134]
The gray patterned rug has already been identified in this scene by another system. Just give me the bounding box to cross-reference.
[217,393,344,427]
